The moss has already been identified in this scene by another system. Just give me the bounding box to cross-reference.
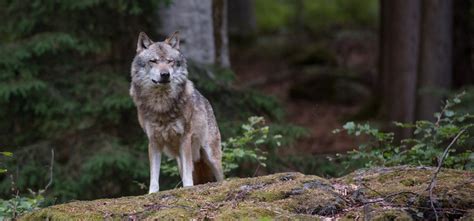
[339,208,413,221]
[461,210,474,221]
[21,167,474,220]
[21,208,103,221]
[341,166,474,208]
[145,207,194,220]
[250,189,286,202]
[371,209,413,221]
[214,204,276,220]
[399,178,420,187]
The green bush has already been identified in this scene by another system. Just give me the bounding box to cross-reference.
[0,0,305,203]
[254,0,378,33]
[161,116,281,178]
[334,92,474,170]
[303,0,379,31]
[222,116,281,173]
[0,195,44,220]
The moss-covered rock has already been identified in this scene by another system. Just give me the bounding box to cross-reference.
[22,166,474,220]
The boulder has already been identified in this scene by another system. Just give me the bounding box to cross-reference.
[22,166,474,220]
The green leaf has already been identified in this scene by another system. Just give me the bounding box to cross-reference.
[0,152,12,157]
[343,122,356,131]
[444,110,455,117]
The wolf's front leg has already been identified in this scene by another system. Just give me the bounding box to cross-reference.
[179,134,194,187]
[148,142,162,193]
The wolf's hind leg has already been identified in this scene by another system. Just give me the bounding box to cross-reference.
[192,156,215,184]
[202,142,224,182]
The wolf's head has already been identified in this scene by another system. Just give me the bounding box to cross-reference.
[131,31,188,89]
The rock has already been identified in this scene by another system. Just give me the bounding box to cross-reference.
[21,166,474,220]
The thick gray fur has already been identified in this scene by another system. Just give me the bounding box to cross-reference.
[130,32,224,193]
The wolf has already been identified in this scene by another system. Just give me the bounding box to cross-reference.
[130,31,224,193]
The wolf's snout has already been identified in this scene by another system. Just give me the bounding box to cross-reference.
[158,72,170,83]
[160,72,170,79]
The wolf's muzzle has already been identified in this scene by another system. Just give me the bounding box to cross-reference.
[158,72,170,84]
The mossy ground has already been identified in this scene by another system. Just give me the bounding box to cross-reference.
[22,166,473,220]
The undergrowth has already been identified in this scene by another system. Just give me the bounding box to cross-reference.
[334,92,474,170]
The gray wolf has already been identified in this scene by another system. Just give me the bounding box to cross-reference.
[130,31,224,193]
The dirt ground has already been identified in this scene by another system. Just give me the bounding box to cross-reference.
[231,46,362,155]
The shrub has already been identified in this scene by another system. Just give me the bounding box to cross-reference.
[334,92,474,170]
[0,195,44,219]
[161,116,281,178]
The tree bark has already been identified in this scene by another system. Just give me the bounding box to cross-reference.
[378,0,392,119]
[227,0,256,37]
[452,0,474,88]
[417,0,453,121]
[212,0,230,67]
[379,0,421,139]
[158,0,230,67]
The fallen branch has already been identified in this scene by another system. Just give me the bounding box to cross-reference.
[427,128,466,221]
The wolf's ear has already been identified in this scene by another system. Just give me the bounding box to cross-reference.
[164,31,180,49]
[137,32,153,53]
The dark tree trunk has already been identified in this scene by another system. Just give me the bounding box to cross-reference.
[379,0,422,139]
[212,0,230,67]
[158,0,230,67]
[227,0,256,38]
[452,0,474,88]
[378,0,392,118]
[416,0,453,121]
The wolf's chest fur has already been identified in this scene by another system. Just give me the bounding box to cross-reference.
[145,118,185,156]
[132,83,192,156]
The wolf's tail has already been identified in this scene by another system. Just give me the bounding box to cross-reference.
[193,153,216,185]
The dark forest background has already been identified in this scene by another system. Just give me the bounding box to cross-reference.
[0,0,473,207]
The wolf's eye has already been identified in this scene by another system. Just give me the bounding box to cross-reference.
[166,59,174,64]
[149,59,158,63]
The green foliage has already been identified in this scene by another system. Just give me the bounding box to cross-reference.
[334,92,474,170]
[161,116,281,178]
[0,0,163,202]
[302,0,379,31]
[222,116,281,173]
[255,0,295,33]
[254,0,378,33]
[0,0,305,203]
[0,150,46,220]
[0,195,44,219]
[0,152,12,174]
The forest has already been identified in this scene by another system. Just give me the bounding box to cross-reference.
[0,0,473,220]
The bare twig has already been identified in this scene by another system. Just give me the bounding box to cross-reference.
[43,149,54,192]
[434,105,446,128]
[10,174,19,219]
[427,128,466,221]
[252,164,261,177]
[174,180,182,189]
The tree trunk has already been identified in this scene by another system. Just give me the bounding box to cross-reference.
[379,0,421,139]
[212,0,230,67]
[227,0,256,38]
[158,0,230,67]
[417,0,453,121]
[452,0,474,88]
[378,0,392,119]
